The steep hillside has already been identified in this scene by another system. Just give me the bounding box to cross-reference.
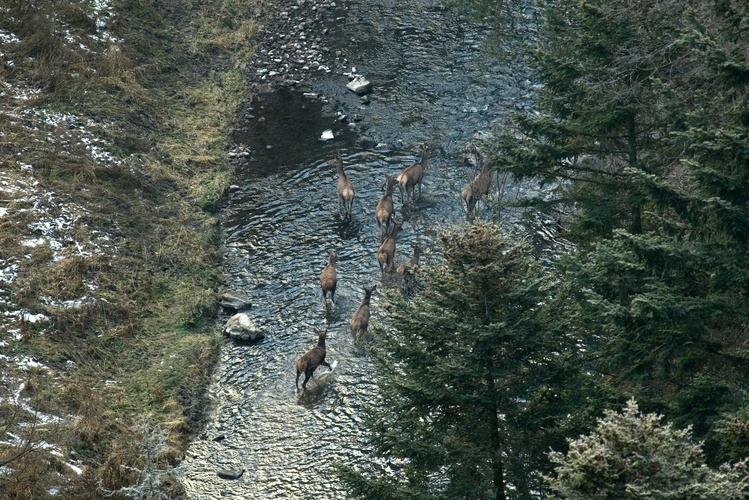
[0,0,259,496]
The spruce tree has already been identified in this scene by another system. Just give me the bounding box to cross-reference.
[548,400,749,498]
[495,0,691,243]
[339,222,597,499]
[493,0,749,462]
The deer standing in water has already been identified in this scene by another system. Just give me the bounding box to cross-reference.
[397,146,432,206]
[331,154,355,220]
[375,176,397,240]
[295,329,331,390]
[396,244,421,277]
[461,148,493,216]
[396,244,421,288]
[350,285,376,339]
[320,251,338,306]
[377,221,403,273]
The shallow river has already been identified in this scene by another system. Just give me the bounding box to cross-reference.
[177,0,534,496]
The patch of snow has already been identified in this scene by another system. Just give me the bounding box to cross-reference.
[42,296,94,309]
[3,81,42,101]
[0,30,21,45]
[20,237,47,247]
[0,378,63,426]
[21,312,49,323]
[16,356,50,371]
[5,330,22,342]
[0,263,19,282]
[65,462,83,475]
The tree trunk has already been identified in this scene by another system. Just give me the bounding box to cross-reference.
[485,352,506,500]
[628,114,642,234]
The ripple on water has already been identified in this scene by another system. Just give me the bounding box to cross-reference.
[178,0,533,495]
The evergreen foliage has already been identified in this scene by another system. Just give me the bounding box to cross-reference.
[547,399,749,499]
[339,222,596,499]
[341,0,749,497]
[486,0,749,464]
[496,0,692,242]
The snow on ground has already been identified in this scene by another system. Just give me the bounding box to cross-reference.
[0,0,125,482]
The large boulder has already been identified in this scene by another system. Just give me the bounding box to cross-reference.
[224,313,264,342]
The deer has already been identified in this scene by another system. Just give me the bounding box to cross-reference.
[377,221,403,273]
[396,244,421,278]
[350,285,376,339]
[396,145,432,206]
[461,146,493,216]
[320,250,338,306]
[375,175,397,240]
[331,153,355,220]
[397,244,422,295]
[295,329,331,390]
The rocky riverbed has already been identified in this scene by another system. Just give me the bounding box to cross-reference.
[178,0,546,497]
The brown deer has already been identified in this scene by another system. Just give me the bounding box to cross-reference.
[295,329,331,390]
[396,146,432,205]
[396,244,421,278]
[377,221,403,273]
[331,154,355,219]
[350,285,376,339]
[397,244,422,295]
[375,175,397,239]
[320,251,338,305]
[461,146,493,216]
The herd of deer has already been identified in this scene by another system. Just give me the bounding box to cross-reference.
[295,145,493,390]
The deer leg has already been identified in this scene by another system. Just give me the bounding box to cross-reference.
[302,369,313,390]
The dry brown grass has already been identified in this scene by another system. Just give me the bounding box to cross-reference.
[0,0,261,495]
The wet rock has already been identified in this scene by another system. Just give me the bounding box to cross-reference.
[358,136,377,149]
[346,75,373,95]
[217,469,244,480]
[320,129,335,140]
[220,291,251,312]
[224,313,264,341]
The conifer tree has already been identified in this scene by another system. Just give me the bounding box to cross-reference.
[495,0,690,243]
[339,222,597,499]
[547,400,749,498]
[491,0,749,462]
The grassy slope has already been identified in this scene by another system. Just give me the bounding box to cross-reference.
[0,0,260,497]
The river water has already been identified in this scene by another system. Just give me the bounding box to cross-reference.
[178,0,536,497]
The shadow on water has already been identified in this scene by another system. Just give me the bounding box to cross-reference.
[177,0,540,497]
[237,87,360,178]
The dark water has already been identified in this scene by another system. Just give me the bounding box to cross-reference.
[178,0,536,497]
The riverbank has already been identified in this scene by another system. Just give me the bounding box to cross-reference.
[0,1,261,496]
[177,0,538,494]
